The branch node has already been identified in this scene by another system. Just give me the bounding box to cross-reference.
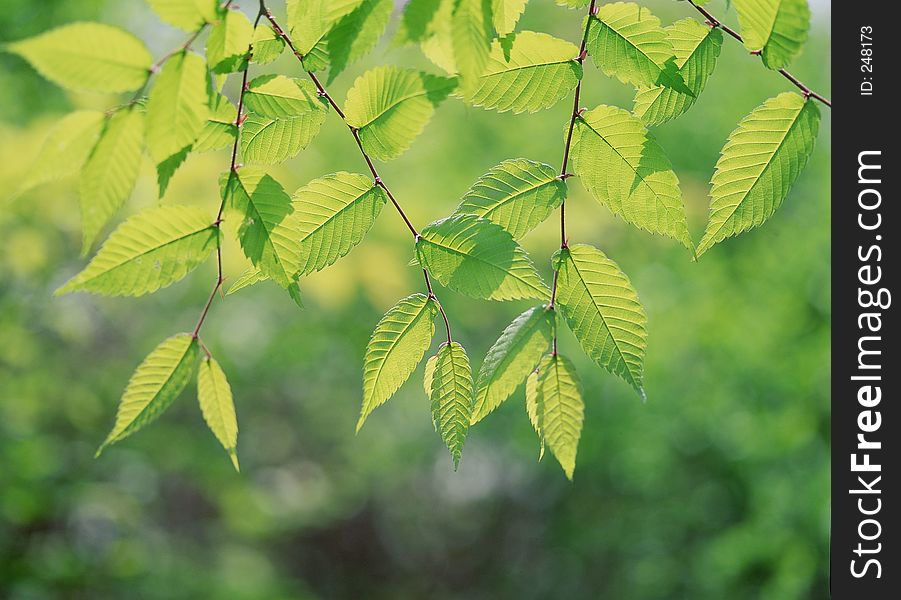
[559,172,575,180]
[373,176,383,186]
[576,48,587,62]
[750,49,762,56]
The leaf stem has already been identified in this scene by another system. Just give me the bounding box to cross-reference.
[685,0,831,107]
[261,1,453,342]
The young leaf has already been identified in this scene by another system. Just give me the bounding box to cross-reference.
[428,342,474,468]
[226,266,269,295]
[146,0,219,31]
[359,293,439,431]
[698,92,820,256]
[461,31,582,114]
[472,306,553,423]
[194,93,237,152]
[585,2,691,95]
[552,244,647,396]
[6,23,153,93]
[344,67,457,161]
[56,205,219,297]
[252,24,286,65]
[455,158,565,239]
[452,0,493,90]
[206,9,253,73]
[97,334,199,456]
[79,109,145,253]
[325,0,394,83]
[524,367,544,460]
[529,353,583,480]
[17,110,105,196]
[197,356,240,471]
[571,105,692,251]
[633,19,723,126]
[146,50,208,163]
[416,214,549,301]
[291,172,388,275]
[734,0,810,70]
[492,0,529,36]
[223,168,300,288]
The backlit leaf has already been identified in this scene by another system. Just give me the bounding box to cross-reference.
[197,356,240,471]
[146,50,208,163]
[529,353,583,479]
[428,342,474,468]
[734,0,810,70]
[206,9,253,73]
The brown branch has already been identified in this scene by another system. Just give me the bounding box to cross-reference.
[685,0,831,107]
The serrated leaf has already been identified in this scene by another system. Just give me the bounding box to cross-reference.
[97,334,199,455]
[429,342,474,468]
[358,293,439,431]
[252,24,286,65]
[146,0,219,31]
[633,19,723,126]
[529,353,583,479]
[452,0,492,89]
[524,367,544,460]
[226,266,269,295]
[6,22,152,93]
[146,51,208,163]
[461,31,581,114]
[698,92,819,256]
[472,306,553,423]
[416,214,549,301]
[197,356,240,471]
[734,0,810,70]
[194,93,237,152]
[291,172,387,276]
[492,0,528,35]
[17,110,105,196]
[206,9,253,73]
[223,168,300,288]
[586,2,691,95]
[553,244,647,395]
[156,144,191,198]
[455,158,565,239]
[423,353,439,397]
[419,0,458,74]
[57,205,219,297]
[326,0,393,83]
[344,66,457,161]
[79,109,145,254]
[394,0,442,46]
[287,0,364,71]
[571,104,692,251]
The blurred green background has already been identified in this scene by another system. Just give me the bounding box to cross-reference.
[0,1,830,598]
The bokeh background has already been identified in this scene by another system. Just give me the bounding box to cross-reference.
[0,1,831,598]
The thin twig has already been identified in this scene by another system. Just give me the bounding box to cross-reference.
[686,0,831,107]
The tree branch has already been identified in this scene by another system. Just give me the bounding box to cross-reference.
[685,0,831,107]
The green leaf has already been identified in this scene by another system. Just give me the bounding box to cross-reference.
[698,92,819,256]
[556,0,590,8]
[461,31,581,114]
[633,19,723,126]
[428,342,474,468]
[194,93,237,152]
[571,104,692,251]
[156,145,191,198]
[146,50,208,163]
[197,356,240,471]
[344,66,457,161]
[524,366,544,460]
[206,9,253,73]
[97,334,199,455]
[146,0,219,31]
[325,0,394,83]
[57,205,219,297]
[287,0,364,71]
[416,214,549,301]
[394,0,443,46]
[553,244,647,395]
[17,110,105,197]
[734,0,810,70]
[6,22,152,93]
[472,306,553,423]
[492,0,528,35]
[455,158,565,239]
[423,353,439,396]
[412,0,458,74]
[452,0,493,89]
[586,2,691,94]
[529,353,583,480]
[79,109,145,254]
[358,293,439,431]
[241,76,329,164]
[226,266,268,295]
[291,172,387,276]
[252,24,286,65]
[223,168,300,288]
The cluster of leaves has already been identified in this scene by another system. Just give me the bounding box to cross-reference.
[6,0,823,478]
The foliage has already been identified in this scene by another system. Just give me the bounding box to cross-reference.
[4,0,826,480]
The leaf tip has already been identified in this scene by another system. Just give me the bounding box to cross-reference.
[228,449,240,472]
